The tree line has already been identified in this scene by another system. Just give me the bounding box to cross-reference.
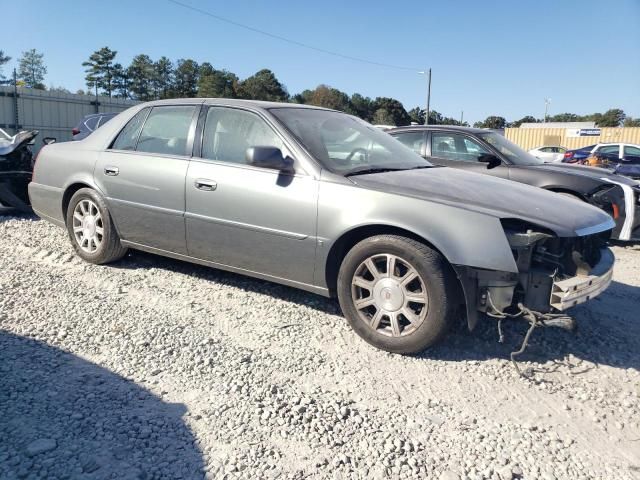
[1,46,639,128]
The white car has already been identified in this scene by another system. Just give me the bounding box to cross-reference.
[528,145,567,162]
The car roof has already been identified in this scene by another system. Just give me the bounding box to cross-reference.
[143,98,335,112]
[387,125,490,134]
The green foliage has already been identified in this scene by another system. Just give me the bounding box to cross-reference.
[372,108,395,125]
[237,69,288,102]
[589,108,625,127]
[473,115,506,129]
[349,93,374,122]
[408,107,425,125]
[624,117,640,127]
[510,115,539,127]
[197,64,238,98]
[372,97,410,126]
[0,50,10,80]
[127,54,155,101]
[153,57,174,99]
[111,63,129,98]
[17,49,47,89]
[173,59,199,98]
[82,47,117,97]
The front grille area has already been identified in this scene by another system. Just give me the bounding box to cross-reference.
[532,231,610,278]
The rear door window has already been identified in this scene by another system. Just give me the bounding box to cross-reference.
[111,108,150,151]
[136,106,197,156]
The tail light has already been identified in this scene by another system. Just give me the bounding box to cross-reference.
[72,128,80,136]
[564,151,573,159]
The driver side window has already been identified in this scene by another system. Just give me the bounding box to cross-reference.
[431,133,490,162]
[201,107,284,165]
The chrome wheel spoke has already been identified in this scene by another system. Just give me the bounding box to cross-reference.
[386,255,397,278]
[95,226,104,236]
[355,296,375,309]
[364,258,381,280]
[400,268,419,287]
[405,292,428,305]
[389,312,401,337]
[369,309,384,330]
[401,307,420,325]
[353,276,374,290]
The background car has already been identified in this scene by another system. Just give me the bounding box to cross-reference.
[563,143,640,164]
[389,125,640,241]
[72,112,118,140]
[29,99,616,354]
[528,145,567,162]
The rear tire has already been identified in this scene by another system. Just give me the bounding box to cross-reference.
[337,235,457,354]
[66,188,127,264]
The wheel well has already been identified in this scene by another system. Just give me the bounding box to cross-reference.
[545,187,586,202]
[324,225,452,296]
[62,183,92,219]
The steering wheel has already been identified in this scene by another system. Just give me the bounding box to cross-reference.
[345,147,369,163]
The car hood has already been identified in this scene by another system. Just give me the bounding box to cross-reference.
[526,162,639,186]
[351,167,614,237]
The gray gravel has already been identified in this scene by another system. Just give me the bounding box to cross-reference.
[1,214,639,479]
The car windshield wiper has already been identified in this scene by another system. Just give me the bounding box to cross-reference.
[344,167,406,177]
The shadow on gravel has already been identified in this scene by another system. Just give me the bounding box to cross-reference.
[0,211,37,223]
[0,331,204,479]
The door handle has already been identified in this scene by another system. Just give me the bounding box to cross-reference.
[104,166,119,176]
[194,178,217,191]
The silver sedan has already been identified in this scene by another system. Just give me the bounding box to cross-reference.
[29,99,615,353]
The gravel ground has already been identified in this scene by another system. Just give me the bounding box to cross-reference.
[1,214,639,480]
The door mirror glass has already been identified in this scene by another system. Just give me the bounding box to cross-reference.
[246,146,293,172]
[478,153,501,169]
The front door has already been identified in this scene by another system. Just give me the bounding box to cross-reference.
[95,104,200,254]
[185,106,318,285]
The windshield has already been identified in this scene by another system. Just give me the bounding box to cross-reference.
[478,131,544,165]
[269,108,432,175]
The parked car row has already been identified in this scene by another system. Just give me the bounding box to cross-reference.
[562,142,640,180]
[25,99,631,354]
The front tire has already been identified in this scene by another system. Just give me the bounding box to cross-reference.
[337,235,457,354]
[66,188,127,264]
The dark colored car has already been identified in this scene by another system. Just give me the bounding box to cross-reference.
[562,144,597,163]
[0,128,38,212]
[72,112,118,140]
[388,126,640,241]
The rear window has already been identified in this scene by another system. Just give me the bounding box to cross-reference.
[111,108,150,151]
[136,106,196,156]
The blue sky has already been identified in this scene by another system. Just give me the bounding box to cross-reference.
[2,0,639,123]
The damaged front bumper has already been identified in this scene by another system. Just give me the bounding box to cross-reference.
[550,248,614,310]
[454,224,615,330]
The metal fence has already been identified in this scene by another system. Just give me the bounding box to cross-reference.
[0,86,138,152]
[505,127,640,150]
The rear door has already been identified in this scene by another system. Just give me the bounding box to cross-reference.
[95,104,200,254]
[184,105,318,285]
[427,131,510,179]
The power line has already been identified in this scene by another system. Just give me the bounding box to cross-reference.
[166,0,420,72]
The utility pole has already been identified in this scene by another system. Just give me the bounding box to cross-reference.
[12,68,19,133]
[460,110,464,125]
[419,69,432,125]
[544,98,551,123]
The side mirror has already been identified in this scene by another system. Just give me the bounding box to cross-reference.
[246,146,293,172]
[42,137,57,145]
[478,153,501,169]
